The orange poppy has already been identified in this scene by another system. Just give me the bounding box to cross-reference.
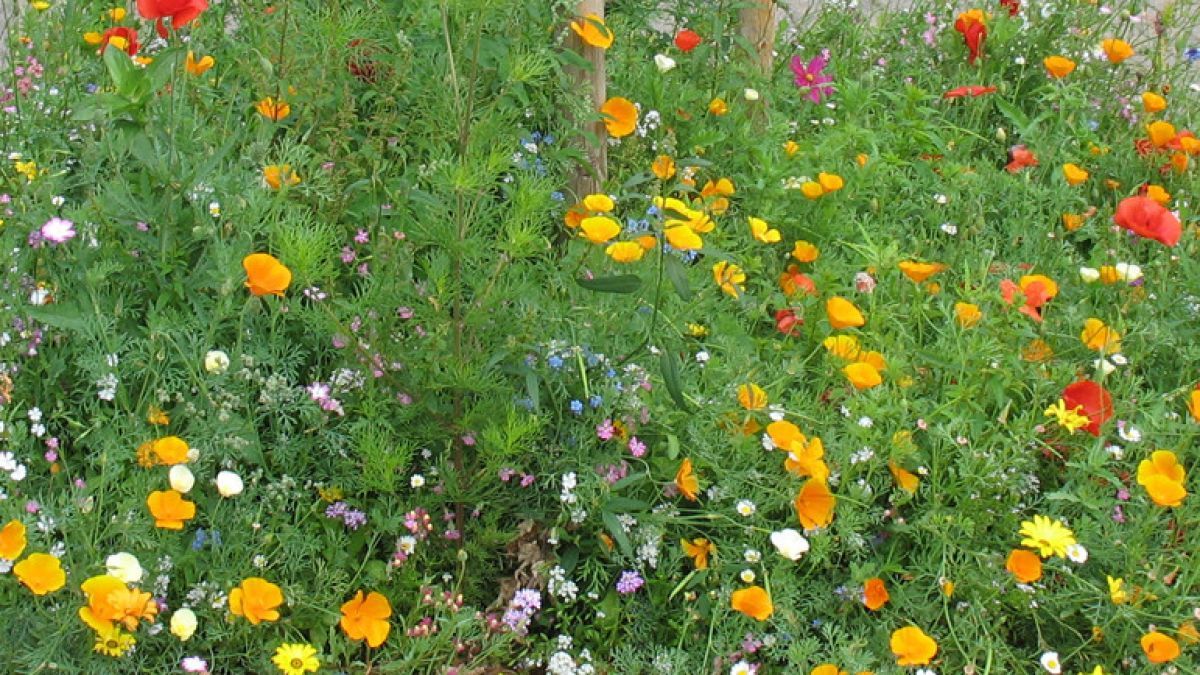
[779,265,818,297]
[1101,38,1133,63]
[794,479,835,529]
[863,577,889,610]
[737,384,767,410]
[730,585,773,621]
[151,436,190,465]
[255,96,291,122]
[888,462,919,493]
[899,261,946,283]
[811,665,848,675]
[79,574,127,632]
[185,51,215,76]
[1141,631,1181,663]
[954,302,982,328]
[13,552,67,595]
[675,458,700,501]
[0,519,27,560]
[263,164,301,190]
[890,626,939,666]
[1005,549,1043,583]
[1137,450,1188,507]
[243,253,292,296]
[146,490,196,530]
[826,297,865,329]
[340,590,392,648]
[569,13,613,49]
[680,538,715,569]
[1043,55,1076,78]
[229,577,284,625]
[844,362,882,390]
[600,97,637,138]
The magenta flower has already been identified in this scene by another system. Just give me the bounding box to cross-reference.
[40,217,76,244]
[790,55,835,103]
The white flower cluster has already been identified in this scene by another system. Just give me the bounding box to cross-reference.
[546,636,595,675]
[548,565,578,603]
[0,450,27,482]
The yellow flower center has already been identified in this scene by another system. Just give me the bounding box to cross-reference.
[291,658,304,668]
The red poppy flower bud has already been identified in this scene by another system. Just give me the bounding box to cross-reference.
[674,29,702,53]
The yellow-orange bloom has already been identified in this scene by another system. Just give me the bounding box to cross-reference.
[1080,318,1121,353]
[730,585,773,621]
[826,296,865,329]
[1141,631,1181,663]
[1142,91,1167,113]
[14,552,66,595]
[675,458,699,501]
[255,97,291,122]
[1137,450,1188,507]
[146,490,196,530]
[1043,55,1076,78]
[229,577,284,625]
[600,97,637,137]
[151,436,190,465]
[605,241,645,263]
[712,261,746,298]
[811,665,848,675]
[794,479,835,529]
[891,626,939,666]
[0,519,27,560]
[569,13,613,49]
[1005,549,1043,583]
[863,577,889,610]
[844,362,882,390]
[579,216,621,244]
[748,217,781,244]
[899,261,946,283]
[79,574,126,632]
[791,240,819,262]
[800,181,825,199]
[263,164,301,190]
[664,225,703,251]
[954,301,982,328]
[1148,120,1177,148]
[737,383,767,410]
[651,155,675,180]
[340,590,392,648]
[243,253,292,296]
[1188,389,1200,422]
[888,461,919,493]
[1062,163,1089,185]
[185,51,214,76]
[1101,38,1134,63]
[708,98,729,116]
[680,538,715,570]
[817,172,844,192]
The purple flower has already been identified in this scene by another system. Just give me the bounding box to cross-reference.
[790,55,835,103]
[40,217,76,244]
[616,570,644,594]
[628,436,646,458]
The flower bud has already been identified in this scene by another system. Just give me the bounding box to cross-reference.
[105,552,144,584]
[169,464,195,494]
[215,470,243,497]
[170,608,197,641]
[743,88,760,101]
[204,350,230,374]
[996,127,1007,142]
[653,54,676,73]
[770,528,810,560]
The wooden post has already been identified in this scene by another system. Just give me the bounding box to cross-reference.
[567,0,606,199]
[739,0,777,74]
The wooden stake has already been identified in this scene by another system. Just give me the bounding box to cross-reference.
[739,0,777,74]
[567,0,607,199]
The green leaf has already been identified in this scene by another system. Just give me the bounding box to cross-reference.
[601,511,633,557]
[103,44,138,95]
[577,274,641,293]
[665,255,692,300]
[524,371,541,412]
[659,349,690,411]
[26,303,87,332]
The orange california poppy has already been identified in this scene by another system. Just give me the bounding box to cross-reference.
[243,253,292,296]
[569,13,613,49]
[844,362,882,390]
[954,302,982,328]
[146,490,196,530]
[794,479,835,529]
[340,590,392,648]
[79,574,127,632]
[1141,631,1181,663]
[826,297,865,329]
[185,50,215,76]
[898,261,946,283]
[13,553,66,595]
[779,265,818,297]
[151,436,190,465]
[600,97,638,138]
[675,458,700,501]
[1101,38,1134,63]
[229,577,284,625]
[651,155,676,180]
[1043,55,1076,78]
[890,626,939,666]
[863,577,889,610]
[1080,318,1121,353]
[737,384,767,410]
[811,666,848,675]
[0,519,27,560]
[680,538,715,570]
[1137,450,1188,507]
[888,462,920,493]
[255,96,290,121]
[730,585,773,621]
[263,164,301,190]
[1005,549,1043,583]
[1062,162,1089,185]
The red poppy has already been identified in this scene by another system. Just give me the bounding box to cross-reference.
[1000,0,1020,16]
[1113,195,1181,247]
[99,26,140,56]
[954,16,987,65]
[943,85,996,99]
[674,29,702,53]
[1004,145,1038,173]
[1062,380,1113,436]
[774,309,802,336]
[137,0,209,38]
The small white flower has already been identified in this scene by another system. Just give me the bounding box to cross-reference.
[1039,650,1062,673]
[1109,353,1128,366]
[857,416,873,428]
[410,474,426,489]
[654,54,677,72]
[397,535,417,555]
[730,661,754,675]
[1105,444,1125,460]
[1114,262,1142,282]
[1093,358,1116,375]
[695,350,710,364]
[169,465,195,494]
[739,568,756,583]
[215,470,244,497]
[29,288,51,306]
[743,548,761,563]
[940,222,958,235]
[933,193,948,204]
[208,201,221,218]
[204,350,230,374]
[770,528,810,560]
[1117,422,1141,443]
[735,499,756,517]
[1079,267,1101,283]
[1065,544,1088,564]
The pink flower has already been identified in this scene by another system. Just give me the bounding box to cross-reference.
[628,436,646,457]
[790,55,835,103]
[40,217,76,244]
[596,419,615,440]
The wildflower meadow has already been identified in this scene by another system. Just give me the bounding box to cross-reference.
[1,0,1200,672]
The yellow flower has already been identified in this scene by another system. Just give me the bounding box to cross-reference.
[1018,515,1076,558]
[579,216,620,244]
[664,225,702,251]
[1145,184,1170,205]
[826,297,865,329]
[1142,91,1167,113]
[1044,399,1090,434]
[1100,38,1134,63]
[712,261,745,298]
[708,98,729,116]
[13,552,66,595]
[954,302,982,328]
[13,159,39,182]
[844,362,882,390]
[93,625,136,658]
[680,538,715,569]
[605,241,644,263]
[738,384,767,410]
[823,335,861,361]
[147,406,170,426]
[783,140,800,156]
[1043,55,1076,78]
[1147,120,1176,148]
[817,172,844,192]
[569,13,613,49]
[748,217,780,244]
[889,462,919,493]
[651,155,675,180]
[84,32,104,45]
[1080,318,1121,353]
[1062,213,1085,231]
[855,153,869,167]
[185,51,214,76]
[1062,163,1089,186]
[791,240,819,262]
[800,181,825,199]
[0,519,27,560]
[107,7,127,21]
[582,193,614,212]
[898,261,946,283]
[1107,576,1127,604]
[272,642,320,674]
